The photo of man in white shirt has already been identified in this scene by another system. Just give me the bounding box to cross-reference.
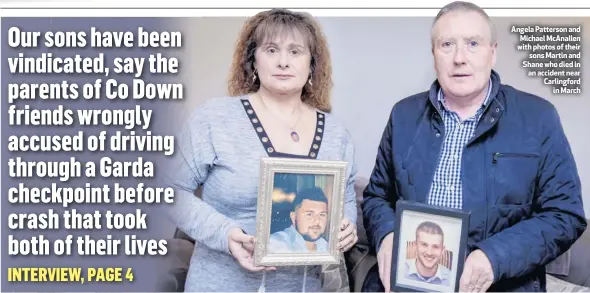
[404,221,451,286]
[269,187,329,253]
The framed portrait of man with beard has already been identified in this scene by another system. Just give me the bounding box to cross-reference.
[268,186,330,254]
[391,201,470,292]
[253,157,348,266]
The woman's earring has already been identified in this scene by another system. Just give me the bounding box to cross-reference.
[252,69,257,83]
[308,78,313,86]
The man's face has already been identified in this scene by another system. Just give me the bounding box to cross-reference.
[291,199,328,241]
[432,10,497,99]
[416,231,445,270]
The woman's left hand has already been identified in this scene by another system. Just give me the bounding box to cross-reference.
[337,218,358,252]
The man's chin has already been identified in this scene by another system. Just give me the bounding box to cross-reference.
[445,87,478,98]
[302,234,322,242]
[444,81,491,98]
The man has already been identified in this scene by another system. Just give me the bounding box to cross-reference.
[404,221,450,287]
[269,187,329,253]
[362,1,586,292]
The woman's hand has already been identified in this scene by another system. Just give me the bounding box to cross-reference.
[337,218,358,252]
[228,228,276,272]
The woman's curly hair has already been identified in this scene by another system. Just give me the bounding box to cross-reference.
[227,9,333,113]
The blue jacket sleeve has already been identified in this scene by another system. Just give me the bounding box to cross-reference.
[475,105,587,282]
[362,113,398,253]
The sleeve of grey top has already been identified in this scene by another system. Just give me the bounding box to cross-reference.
[342,130,359,225]
[164,105,241,254]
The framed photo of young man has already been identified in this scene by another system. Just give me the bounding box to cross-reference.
[391,200,470,292]
[253,157,348,267]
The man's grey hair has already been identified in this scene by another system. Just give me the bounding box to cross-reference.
[431,1,497,46]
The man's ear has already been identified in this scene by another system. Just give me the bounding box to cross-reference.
[290,211,296,225]
[491,41,498,68]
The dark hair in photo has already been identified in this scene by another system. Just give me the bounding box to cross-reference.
[292,187,328,211]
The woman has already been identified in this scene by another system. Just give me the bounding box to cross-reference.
[167,8,359,292]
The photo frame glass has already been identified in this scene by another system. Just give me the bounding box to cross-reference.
[254,158,347,267]
[392,201,470,292]
[268,172,335,254]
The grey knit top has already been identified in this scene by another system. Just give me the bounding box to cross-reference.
[166,95,358,292]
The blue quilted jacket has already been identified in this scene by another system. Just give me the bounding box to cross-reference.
[362,70,587,292]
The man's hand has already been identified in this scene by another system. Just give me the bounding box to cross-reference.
[460,249,494,292]
[228,228,276,272]
[377,232,394,292]
[338,218,358,252]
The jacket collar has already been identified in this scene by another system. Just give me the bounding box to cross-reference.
[428,69,503,115]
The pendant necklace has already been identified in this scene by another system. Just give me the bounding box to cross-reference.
[257,94,303,142]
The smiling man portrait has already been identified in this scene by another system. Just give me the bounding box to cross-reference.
[404,221,451,287]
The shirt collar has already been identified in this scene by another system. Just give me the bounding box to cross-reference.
[437,78,493,120]
[285,225,327,251]
[285,225,302,242]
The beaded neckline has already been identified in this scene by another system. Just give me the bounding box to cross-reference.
[240,98,325,159]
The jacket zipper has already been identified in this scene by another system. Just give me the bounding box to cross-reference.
[428,113,445,205]
[492,152,539,164]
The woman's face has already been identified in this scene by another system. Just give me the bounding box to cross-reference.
[254,29,312,96]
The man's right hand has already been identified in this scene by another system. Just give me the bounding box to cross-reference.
[228,228,276,272]
[377,232,394,292]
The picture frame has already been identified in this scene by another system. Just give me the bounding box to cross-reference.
[391,200,470,292]
[253,157,348,267]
